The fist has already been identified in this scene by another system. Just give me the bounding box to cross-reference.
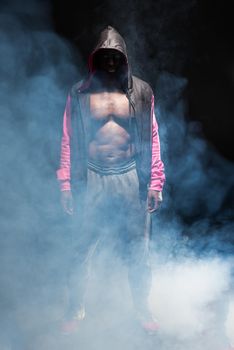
[147,190,162,213]
[61,190,73,215]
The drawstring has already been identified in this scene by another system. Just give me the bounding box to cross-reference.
[126,90,134,156]
[129,98,132,156]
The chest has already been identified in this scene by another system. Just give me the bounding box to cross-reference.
[90,92,130,120]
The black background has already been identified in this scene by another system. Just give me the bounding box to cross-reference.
[50,0,234,162]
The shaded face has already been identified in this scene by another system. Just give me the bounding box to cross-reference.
[95,49,125,73]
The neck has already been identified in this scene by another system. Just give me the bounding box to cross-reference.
[93,71,123,91]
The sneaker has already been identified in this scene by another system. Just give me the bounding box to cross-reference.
[141,318,160,335]
[60,307,85,335]
[135,312,160,335]
[60,318,81,335]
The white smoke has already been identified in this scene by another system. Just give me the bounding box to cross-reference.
[149,257,231,340]
[225,297,234,347]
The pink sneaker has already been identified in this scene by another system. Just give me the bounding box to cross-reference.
[141,319,160,335]
[136,312,160,335]
[60,307,85,335]
[60,319,81,335]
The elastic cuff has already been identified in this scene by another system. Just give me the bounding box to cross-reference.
[60,180,71,192]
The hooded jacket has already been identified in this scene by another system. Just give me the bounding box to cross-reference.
[57,26,165,199]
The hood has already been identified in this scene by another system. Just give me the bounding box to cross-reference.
[82,26,132,92]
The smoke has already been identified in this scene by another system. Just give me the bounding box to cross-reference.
[0,1,81,348]
[147,71,234,349]
[225,297,234,347]
[0,1,234,350]
[149,257,232,338]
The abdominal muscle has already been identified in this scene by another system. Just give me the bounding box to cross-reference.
[88,118,135,166]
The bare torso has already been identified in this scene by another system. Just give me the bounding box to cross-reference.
[89,90,135,166]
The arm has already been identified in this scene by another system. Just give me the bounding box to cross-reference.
[148,95,165,212]
[56,94,73,214]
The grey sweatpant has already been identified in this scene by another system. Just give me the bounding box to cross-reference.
[66,163,152,318]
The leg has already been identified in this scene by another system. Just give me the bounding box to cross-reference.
[64,201,104,322]
[64,169,110,322]
[127,235,152,318]
[108,168,153,317]
[112,168,158,331]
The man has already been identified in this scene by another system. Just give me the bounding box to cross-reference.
[57,25,165,333]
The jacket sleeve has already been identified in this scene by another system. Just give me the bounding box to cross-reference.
[148,95,165,192]
[56,94,72,191]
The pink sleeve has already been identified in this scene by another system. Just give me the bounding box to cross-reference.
[56,94,72,191]
[148,95,165,192]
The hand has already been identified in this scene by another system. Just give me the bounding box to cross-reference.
[147,190,162,213]
[61,190,73,215]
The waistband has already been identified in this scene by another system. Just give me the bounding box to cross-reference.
[87,159,136,175]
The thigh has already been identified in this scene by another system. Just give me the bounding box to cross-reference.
[109,170,147,258]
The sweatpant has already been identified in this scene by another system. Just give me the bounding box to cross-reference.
[66,160,152,319]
